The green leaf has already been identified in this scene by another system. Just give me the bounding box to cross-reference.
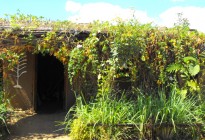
[166,63,182,73]
[141,55,145,61]
[183,56,196,63]
[189,65,200,76]
[180,89,187,100]
[187,80,198,90]
[180,74,187,78]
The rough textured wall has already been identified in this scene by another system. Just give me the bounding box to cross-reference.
[4,52,76,111]
[5,52,35,110]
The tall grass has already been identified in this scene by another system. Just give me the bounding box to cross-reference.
[64,94,152,140]
[64,89,205,140]
[153,90,204,139]
[0,91,9,137]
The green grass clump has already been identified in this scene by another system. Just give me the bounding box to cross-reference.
[63,90,205,140]
[64,94,152,140]
[0,91,9,138]
[153,90,204,139]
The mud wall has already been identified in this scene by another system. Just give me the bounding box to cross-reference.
[4,52,75,111]
[4,52,35,110]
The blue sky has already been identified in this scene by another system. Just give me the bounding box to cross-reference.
[0,0,205,32]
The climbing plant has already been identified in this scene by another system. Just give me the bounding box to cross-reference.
[71,19,205,97]
[0,12,205,98]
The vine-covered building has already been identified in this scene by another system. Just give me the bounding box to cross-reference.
[0,26,89,112]
[1,17,205,113]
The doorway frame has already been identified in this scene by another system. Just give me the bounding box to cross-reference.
[33,54,69,112]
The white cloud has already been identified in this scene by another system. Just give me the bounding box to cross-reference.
[158,6,205,32]
[65,0,82,13]
[65,1,205,33]
[65,0,153,23]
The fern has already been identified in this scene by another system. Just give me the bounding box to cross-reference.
[166,56,200,93]
[166,63,182,73]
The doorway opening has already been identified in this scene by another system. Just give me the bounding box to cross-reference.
[36,53,64,113]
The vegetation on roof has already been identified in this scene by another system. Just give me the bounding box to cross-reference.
[0,10,92,31]
[0,12,204,92]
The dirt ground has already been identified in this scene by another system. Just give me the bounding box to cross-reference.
[5,109,71,140]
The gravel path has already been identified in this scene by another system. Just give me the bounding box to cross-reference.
[5,110,71,140]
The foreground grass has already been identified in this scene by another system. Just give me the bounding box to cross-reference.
[0,91,9,138]
[63,90,205,140]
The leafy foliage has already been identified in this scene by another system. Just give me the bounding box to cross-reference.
[1,12,205,96]
[1,12,205,139]
[0,91,7,127]
[167,56,201,95]
[0,62,9,138]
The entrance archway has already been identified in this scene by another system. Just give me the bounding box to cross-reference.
[36,53,64,113]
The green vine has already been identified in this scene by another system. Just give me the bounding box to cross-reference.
[0,12,205,98]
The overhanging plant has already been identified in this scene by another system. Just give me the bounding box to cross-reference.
[166,56,200,96]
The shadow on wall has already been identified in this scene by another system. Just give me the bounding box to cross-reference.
[6,76,32,110]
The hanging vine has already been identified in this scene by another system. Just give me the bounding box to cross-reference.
[0,12,205,98]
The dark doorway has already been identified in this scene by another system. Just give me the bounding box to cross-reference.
[36,53,64,113]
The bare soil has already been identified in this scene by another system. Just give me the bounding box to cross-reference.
[4,109,71,140]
